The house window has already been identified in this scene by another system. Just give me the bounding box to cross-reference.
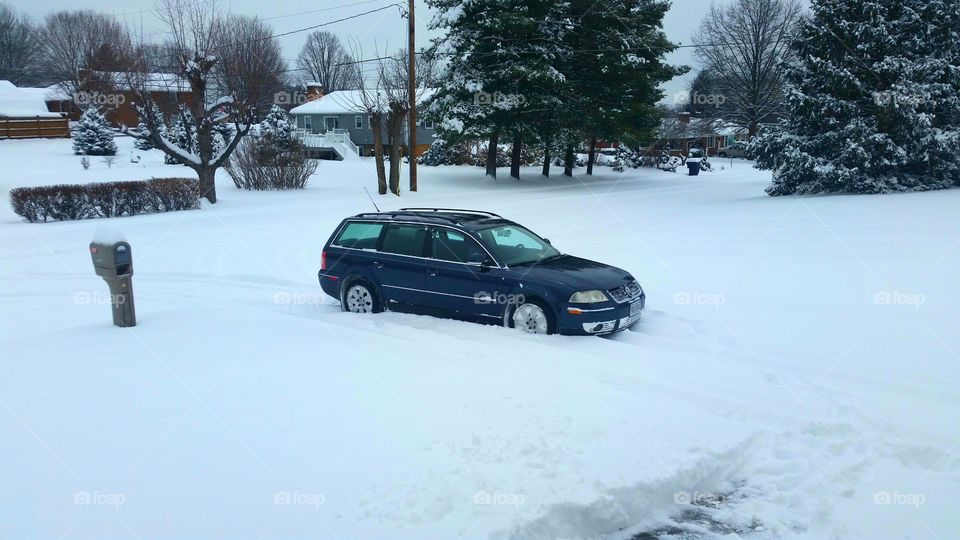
[324,116,339,131]
[368,115,373,129]
[355,115,363,129]
[424,120,435,129]
[303,116,312,131]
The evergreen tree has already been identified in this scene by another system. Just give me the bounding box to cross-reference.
[166,106,197,165]
[72,108,117,156]
[133,103,165,151]
[752,0,960,195]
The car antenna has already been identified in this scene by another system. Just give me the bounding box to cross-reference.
[364,187,381,212]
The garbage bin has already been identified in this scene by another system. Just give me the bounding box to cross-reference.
[687,148,704,176]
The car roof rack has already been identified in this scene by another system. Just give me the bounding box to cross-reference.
[398,208,502,218]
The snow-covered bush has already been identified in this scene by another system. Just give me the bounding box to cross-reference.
[611,146,644,172]
[9,178,200,223]
[225,107,316,190]
[133,103,166,151]
[418,138,452,166]
[476,146,510,168]
[166,107,196,165]
[72,108,117,156]
[752,0,960,195]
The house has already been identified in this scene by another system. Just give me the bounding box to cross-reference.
[77,71,194,128]
[655,112,750,156]
[289,86,437,160]
[0,81,70,139]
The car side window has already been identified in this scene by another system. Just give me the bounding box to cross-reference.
[431,228,485,263]
[380,224,428,257]
[334,221,384,250]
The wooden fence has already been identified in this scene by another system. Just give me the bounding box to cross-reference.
[0,116,70,139]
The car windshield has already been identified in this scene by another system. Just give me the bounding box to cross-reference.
[475,224,560,266]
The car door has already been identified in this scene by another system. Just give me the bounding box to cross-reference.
[423,226,509,319]
[374,223,428,306]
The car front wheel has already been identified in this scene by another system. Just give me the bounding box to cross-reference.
[508,301,554,335]
[342,280,381,314]
[718,152,727,158]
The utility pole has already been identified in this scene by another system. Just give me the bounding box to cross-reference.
[407,0,418,191]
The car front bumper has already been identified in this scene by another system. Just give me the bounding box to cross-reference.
[558,293,645,335]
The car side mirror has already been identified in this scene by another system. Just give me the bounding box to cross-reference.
[543,238,551,245]
[467,252,486,264]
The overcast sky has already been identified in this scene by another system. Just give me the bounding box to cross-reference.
[15,0,743,101]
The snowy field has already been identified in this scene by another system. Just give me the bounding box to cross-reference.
[1,137,958,539]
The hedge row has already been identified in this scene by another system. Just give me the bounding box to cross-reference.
[10,178,200,223]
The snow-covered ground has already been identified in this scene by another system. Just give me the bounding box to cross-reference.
[1,137,958,540]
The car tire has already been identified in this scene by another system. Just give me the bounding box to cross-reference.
[506,299,556,335]
[341,279,382,314]
[718,152,727,158]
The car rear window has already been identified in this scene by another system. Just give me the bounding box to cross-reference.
[334,221,384,250]
[380,224,428,257]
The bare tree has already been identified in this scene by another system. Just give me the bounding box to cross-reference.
[123,0,254,204]
[38,10,129,94]
[692,0,802,137]
[378,49,437,195]
[214,15,287,118]
[0,3,41,85]
[296,31,361,91]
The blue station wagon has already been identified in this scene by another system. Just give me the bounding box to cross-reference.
[318,209,645,335]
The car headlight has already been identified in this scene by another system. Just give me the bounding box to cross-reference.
[569,290,609,303]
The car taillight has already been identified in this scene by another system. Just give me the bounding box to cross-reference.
[321,250,327,271]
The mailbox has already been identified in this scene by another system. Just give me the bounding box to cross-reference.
[89,241,136,327]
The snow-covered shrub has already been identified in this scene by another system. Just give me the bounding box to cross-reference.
[72,108,117,156]
[166,107,196,165]
[418,138,452,166]
[611,146,644,172]
[477,146,510,168]
[225,111,317,190]
[80,156,91,170]
[9,178,200,223]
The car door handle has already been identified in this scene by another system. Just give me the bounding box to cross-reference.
[427,268,438,277]
[373,261,384,269]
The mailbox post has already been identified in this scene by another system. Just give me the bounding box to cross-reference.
[89,241,136,327]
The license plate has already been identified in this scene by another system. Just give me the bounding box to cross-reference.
[630,301,641,315]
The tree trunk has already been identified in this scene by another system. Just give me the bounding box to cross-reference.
[371,113,387,195]
[510,132,521,179]
[485,132,499,178]
[541,146,550,177]
[586,135,597,175]
[388,112,402,196]
[197,167,217,203]
[564,145,574,177]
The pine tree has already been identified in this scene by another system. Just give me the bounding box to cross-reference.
[752,0,960,195]
[133,103,166,152]
[72,108,118,156]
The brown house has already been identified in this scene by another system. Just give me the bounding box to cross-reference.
[0,81,70,139]
[77,71,194,128]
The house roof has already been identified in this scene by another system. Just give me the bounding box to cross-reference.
[290,89,436,115]
[0,81,63,118]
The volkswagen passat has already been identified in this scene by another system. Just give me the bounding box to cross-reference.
[318,208,645,335]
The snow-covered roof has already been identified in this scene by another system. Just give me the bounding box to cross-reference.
[290,89,436,115]
[0,81,63,118]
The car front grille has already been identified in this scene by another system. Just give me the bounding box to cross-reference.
[608,280,642,304]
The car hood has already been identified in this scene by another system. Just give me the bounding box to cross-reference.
[512,255,634,292]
